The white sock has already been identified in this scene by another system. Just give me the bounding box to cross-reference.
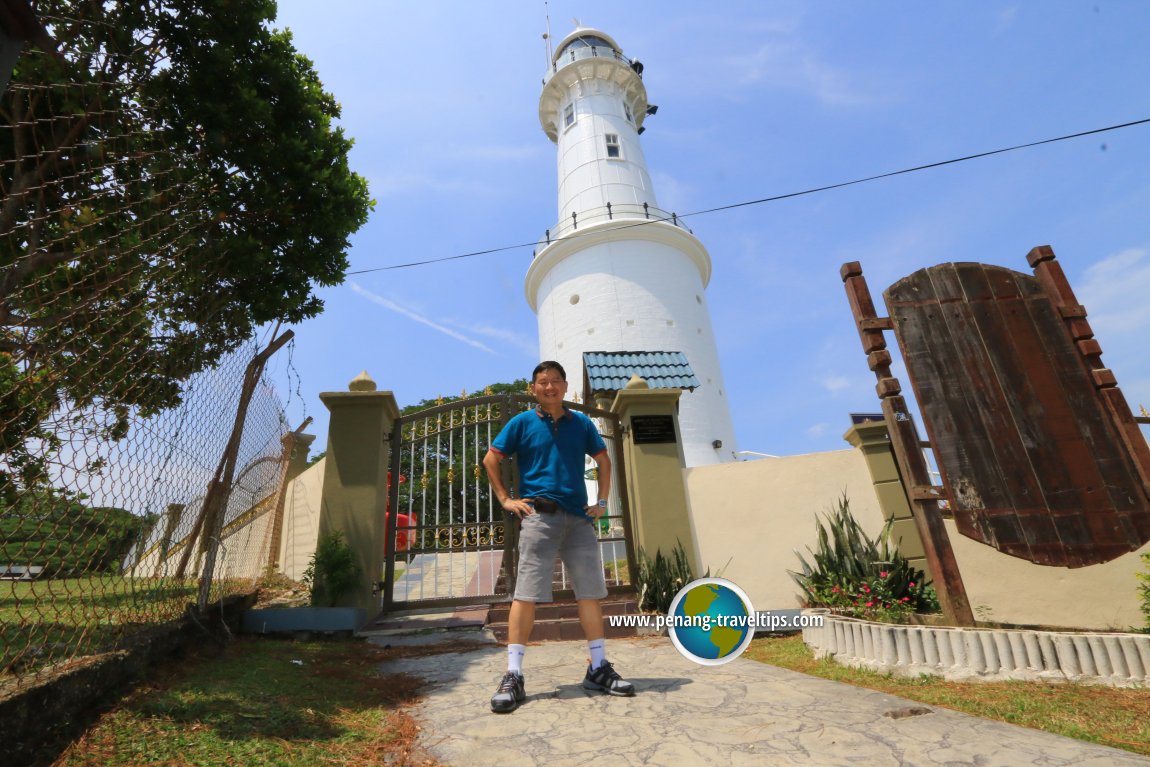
[588,639,606,670]
[507,644,525,675]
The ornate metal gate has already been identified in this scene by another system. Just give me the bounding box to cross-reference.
[381,393,636,611]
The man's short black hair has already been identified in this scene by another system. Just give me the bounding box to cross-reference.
[532,360,566,382]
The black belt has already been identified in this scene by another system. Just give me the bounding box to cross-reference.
[528,497,560,514]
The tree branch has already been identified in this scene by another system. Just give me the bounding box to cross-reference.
[0,115,91,234]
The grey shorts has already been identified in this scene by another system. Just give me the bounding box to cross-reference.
[514,510,607,602]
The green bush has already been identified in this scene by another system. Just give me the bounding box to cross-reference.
[790,495,939,622]
[1137,552,1150,632]
[301,532,360,607]
[636,541,699,614]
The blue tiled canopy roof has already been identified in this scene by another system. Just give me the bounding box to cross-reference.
[583,351,700,393]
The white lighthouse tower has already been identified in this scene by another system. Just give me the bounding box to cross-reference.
[526,26,737,466]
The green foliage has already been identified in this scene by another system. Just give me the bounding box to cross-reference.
[399,379,531,416]
[0,0,372,495]
[636,541,700,614]
[301,532,360,607]
[0,492,154,577]
[1138,552,1150,632]
[790,496,940,622]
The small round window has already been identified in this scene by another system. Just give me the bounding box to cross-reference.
[570,294,580,305]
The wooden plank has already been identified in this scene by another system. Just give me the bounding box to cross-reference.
[960,266,1098,564]
[859,317,894,331]
[1031,248,1150,541]
[844,262,973,625]
[1016,267,1149,553]
[1077,339,1103,357]
[842,265,888,354]
[886,266,1013,549]
[867,349,892,371]
[1031,250,1097,360]
[981,266,1127,566]
[931,264,1053,555]
[876,378,902,398]
[1098,387,1150,537]
[882,395,975,626]
[1092,369,1118,388]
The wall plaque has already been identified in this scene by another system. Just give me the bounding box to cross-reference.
[631,415,677,444]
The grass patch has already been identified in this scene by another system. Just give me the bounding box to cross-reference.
[1,576,198,675]
[51,637,438,767]
[745,634,1150,756]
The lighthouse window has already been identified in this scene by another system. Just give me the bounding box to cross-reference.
[605,134,620,158]
[623,102,633,123]
[564,103,575,128]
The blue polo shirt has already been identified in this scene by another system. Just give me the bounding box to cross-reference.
[491,406,607,516]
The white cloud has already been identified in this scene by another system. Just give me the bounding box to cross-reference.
[650,171,694,214]
[1076,246,1150,404]
[727,41,877,107]
[821,375,851,393]
[444,320,538,358]
[1078,247,1150,340]
[992,6,1019,36]
[349,283,495,354]
[807,423,828,438]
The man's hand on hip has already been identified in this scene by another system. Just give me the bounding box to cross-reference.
[502,498,535,518]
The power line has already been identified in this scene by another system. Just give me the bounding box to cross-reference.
[345,117,1150,276]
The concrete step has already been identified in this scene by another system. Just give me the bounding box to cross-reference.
[486,593,642,642]
[362,605,489,634]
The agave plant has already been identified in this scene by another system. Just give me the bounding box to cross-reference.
[790,495,938,621]
[636,541,699,614]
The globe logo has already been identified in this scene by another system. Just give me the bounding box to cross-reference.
[666,577,756,666]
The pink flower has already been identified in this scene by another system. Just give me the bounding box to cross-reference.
[865,601,874,608]
[861,585,871,593]
[879,571,888,578]
[908,582,916,588]
[831,586,840,593]
[900,597,910,603]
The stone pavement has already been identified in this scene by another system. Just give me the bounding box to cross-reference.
[369,631,1149,767]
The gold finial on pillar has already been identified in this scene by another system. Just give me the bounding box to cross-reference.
[349,371,376,392]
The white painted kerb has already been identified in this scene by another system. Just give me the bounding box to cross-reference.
[803,613,1150,687]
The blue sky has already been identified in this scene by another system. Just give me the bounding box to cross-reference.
[264,1,1150,459]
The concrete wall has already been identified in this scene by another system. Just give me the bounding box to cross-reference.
[945,520,1149,630]
[684,449,888,611]
[217,506,275,581]
[279,457,325,581]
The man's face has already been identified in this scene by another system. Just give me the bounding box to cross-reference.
[530,370,568,406]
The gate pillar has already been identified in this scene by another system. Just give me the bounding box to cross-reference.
[318,371,399,614]
[611,375,700,576]
[843,420,928,569]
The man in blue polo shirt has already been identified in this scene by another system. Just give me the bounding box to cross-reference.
[482,360,635,713]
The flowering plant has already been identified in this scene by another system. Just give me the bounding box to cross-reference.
[790,496,940,623]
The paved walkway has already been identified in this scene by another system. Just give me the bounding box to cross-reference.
[368,631,1149,767]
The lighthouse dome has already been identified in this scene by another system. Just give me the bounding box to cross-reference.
[551,28,623,63]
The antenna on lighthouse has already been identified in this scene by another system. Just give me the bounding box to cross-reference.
[542,1,553,66]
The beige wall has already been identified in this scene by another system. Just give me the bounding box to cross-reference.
[945,519,1149,630]
[279,457,325,581]
[217,510,275,581]
[685,449,888,611]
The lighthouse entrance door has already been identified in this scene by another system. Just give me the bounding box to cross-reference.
[381,394,636,612]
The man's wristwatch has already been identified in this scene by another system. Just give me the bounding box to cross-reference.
[596,499,607,509]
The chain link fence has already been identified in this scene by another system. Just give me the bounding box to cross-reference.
[1,4,299,690]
